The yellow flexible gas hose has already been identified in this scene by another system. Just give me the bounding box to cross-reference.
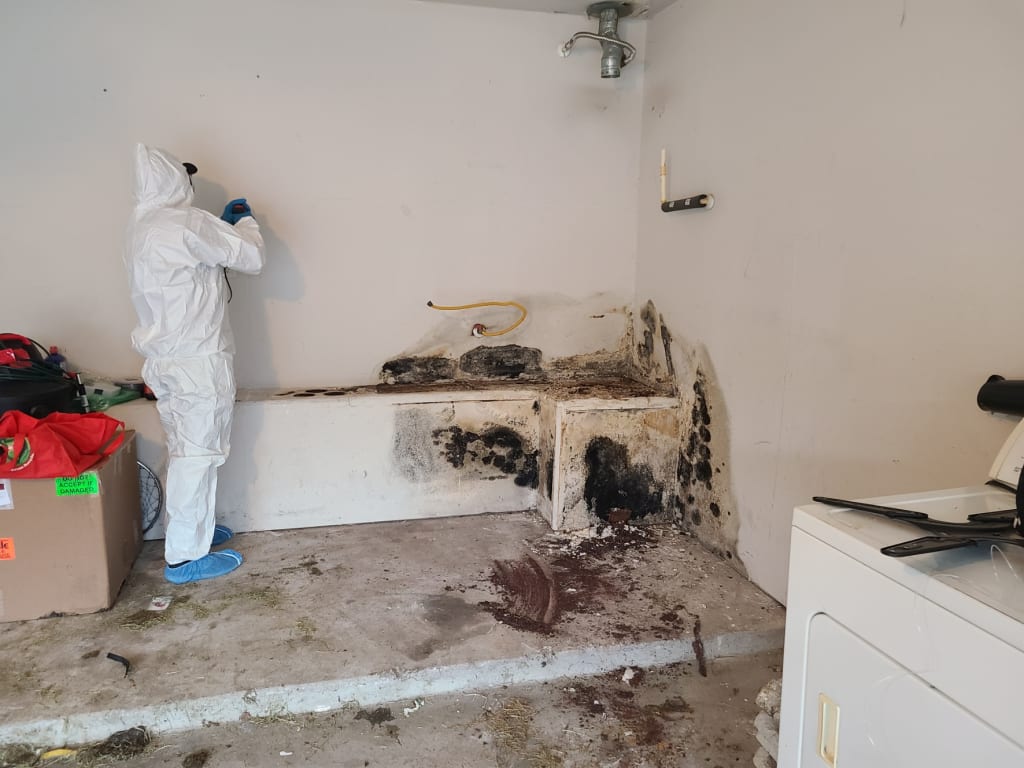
[427,300,528,337]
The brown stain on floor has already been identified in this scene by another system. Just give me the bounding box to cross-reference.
[483,555,559,632]
[479,525,658,635]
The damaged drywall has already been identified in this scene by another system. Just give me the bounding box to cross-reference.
[432,425,540,488]
[389,401,540,516]
[381,357,457,386]
[556,405,680,531]
[536,398,558,517]
[583,436,664,523]
[637,300,658,373]
[381,345,545,385]
[634,300,744,573]
[675,371,740,563]
[677,376,713,492]
[458,345,543,380]
[634,300,679,394]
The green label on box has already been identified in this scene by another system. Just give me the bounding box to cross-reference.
[54,473,100,497]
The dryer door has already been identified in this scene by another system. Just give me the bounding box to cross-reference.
[800,614,1022,767]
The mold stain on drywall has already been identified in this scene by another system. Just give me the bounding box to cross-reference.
[633,300,679,393]
[673,368,741,566]
[678,375,713,493]
[381,356,456,385]
[433,425,540,488]
[659,314,676,379]
[636,299,744,573]
[637,300,657,373]
[458,345,543,380]
[583,436,664,524]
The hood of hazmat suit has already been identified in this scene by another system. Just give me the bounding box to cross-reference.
[125,144,265,359]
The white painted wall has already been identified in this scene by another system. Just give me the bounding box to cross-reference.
[1,0,645,388]
[637,0,1024,601]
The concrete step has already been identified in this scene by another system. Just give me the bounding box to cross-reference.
[111,378,679,539]
[0,513,783,748]
[100,651,785,767]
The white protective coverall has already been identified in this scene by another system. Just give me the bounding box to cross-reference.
[125,144,265,564]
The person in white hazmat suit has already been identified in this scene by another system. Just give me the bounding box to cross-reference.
[126,144,265,584]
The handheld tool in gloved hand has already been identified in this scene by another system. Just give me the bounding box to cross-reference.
[220,198,252,225]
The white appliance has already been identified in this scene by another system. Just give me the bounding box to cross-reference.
[778,433,1024,765]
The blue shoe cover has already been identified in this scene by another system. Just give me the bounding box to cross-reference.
[212,524,234,547]
[164,550,243,584]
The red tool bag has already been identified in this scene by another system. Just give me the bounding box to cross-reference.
[0,411,125,478]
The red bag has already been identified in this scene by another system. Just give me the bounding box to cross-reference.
[0,411,125,479]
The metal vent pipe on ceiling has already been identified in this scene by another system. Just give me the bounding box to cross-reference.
[559,2,636,79]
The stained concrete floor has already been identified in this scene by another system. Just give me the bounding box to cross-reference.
[0,513,783,758]
[5,652,783,768]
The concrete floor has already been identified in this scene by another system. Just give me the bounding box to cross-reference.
[0,513,783,758]
[114,651,783,768]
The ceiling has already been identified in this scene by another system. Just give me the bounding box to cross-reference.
[418,0,675,17]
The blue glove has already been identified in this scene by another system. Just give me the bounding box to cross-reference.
[221,198,252,225]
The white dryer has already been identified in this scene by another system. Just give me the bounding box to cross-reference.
[778,484,1024,766]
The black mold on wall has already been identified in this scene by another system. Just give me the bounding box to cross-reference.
[583,436,664,523]
[432,425,539,488]
[381,356,456,385]
[673,370,739,565]
[637,301,657,370]
[659,314,676,378]
[545,456,554,500]
[677,374,714,496]
[458,345,543,380]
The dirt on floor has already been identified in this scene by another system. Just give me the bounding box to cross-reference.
[0,651,779,768]
[479,524,700,642]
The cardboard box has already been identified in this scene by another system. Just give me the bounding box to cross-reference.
[0,432,141,622]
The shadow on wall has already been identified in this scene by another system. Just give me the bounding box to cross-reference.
[634,300,744,574]
[223,218,301,503]
[227,218,304,388]
[193,177,305,390]
[195,181,303,507]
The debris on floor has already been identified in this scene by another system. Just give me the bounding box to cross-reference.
[0,512,784,759]
[0,652,780,767]
[40,747,77,760]
[354,707,395,728]
[76,726,150,764]
[105,652,131,678]
[485,555,559,631]
[180,748,210,768]
[484,697,563,768]
[753,678,782,768]
[481,523,667,637]
[4,726,154,768]
[0,744,37,768]
[756,677,782,719]
[692,616,708,677]
[402,698,426,718]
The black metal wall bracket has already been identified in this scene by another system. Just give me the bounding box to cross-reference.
[661,195,714,213]
[659,149,714,213]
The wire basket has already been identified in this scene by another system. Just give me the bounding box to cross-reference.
[138,460,163,533]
